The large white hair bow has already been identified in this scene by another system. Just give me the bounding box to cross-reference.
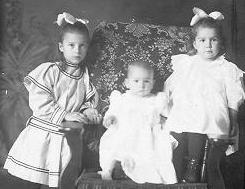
[190,7,224,26]
[55,12,89,26]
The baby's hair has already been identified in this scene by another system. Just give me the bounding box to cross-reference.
[188,17,226,56]
[127,60,154,77]
[58,21,90,43]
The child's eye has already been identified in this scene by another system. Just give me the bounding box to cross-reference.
[134,80,139,83]
[80,43,88,48]
[69,44,74,47]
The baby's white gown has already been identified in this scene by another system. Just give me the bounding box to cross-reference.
[99,90,177,184]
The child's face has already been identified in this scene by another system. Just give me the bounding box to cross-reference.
[59,31,89,65]
[193,27,221,61]
[125,66,154,97]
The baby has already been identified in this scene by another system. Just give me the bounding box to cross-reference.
[99,60,177,184]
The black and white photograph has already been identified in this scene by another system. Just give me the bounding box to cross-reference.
[0,0,244,189]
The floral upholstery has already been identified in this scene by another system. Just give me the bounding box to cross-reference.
[88,21,191,114]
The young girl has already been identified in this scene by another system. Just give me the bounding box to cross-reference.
[164,7,245,184]
[3,12,102,188]
[99,61,178,184]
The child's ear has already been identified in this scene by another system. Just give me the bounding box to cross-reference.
[193,41,197,50]
[58,42,64,52]
[124,78,129,89]
[153,79,155,85]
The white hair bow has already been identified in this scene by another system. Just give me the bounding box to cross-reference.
[55,12,89,26]
[190,7,224,26]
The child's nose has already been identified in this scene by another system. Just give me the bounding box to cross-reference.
[139,81,145,88]
[74,46,80,53]
[205,40,212,48]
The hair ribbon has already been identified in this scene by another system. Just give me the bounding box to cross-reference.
[55,12,89,26]
[190,7,224,26]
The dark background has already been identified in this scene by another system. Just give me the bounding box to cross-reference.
[0,0,244,188]
[4,0,245,69]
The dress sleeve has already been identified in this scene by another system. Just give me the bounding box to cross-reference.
[171,54,190,72]
[164,54,190,109]
[24,63,67,125]
[155,92,169,117]
[80,83,98,111]
[164,74,173,105]
[80,68,99,112]
[164,54,191,88]
[224,62,245,111]
[103,90,122,119]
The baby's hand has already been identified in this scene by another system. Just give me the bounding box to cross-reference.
[83,108,102,124]
[103,115,117,128]
[64,112,89,124]
[160,115,167,125]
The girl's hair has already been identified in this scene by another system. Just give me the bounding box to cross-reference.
[58,21,90,42]
[127,60,154,77]
[187,17,226,56]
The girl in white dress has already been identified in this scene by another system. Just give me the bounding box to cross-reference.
[99,61,178,184]
[164,7,245,184]
[4,12,102,188]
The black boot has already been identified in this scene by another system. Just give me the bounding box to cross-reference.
[182,158,201,183]
[112,161,130,180]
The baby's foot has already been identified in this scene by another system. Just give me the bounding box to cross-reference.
[98,171,112,180]
[122,157,135,173]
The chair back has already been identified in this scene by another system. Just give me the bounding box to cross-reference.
[87,21,191,114]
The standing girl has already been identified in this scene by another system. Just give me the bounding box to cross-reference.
[3,12,101,188]
[99,61,177,184]
[164,7,245,185]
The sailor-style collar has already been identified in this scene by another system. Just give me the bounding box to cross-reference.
[55,61,85,79]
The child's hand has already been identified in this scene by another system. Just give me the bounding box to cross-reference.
[83,108,102,124]
[160,115,167,125]
[64,112,89,124]
[103,115,117,128]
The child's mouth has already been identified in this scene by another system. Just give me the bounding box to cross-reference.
[74,56,81,59]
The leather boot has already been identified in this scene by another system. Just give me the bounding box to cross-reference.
[182,158,201,183]
[112,161,130,180]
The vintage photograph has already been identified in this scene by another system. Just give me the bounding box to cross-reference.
[0,0,244,189]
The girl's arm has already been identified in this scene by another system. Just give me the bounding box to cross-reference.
[80,82,98,112]
[228,108,238,137]
[24,63,86,125]
[224,64,245,138]
[27,78,89,125]
[80,82,102,124]
[24,66,68,125]
[225,64,245,111]
[79,68,99,113]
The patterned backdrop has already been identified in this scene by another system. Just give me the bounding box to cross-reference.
[88,21,191,114]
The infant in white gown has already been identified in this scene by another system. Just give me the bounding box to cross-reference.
[99,61,177,184]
